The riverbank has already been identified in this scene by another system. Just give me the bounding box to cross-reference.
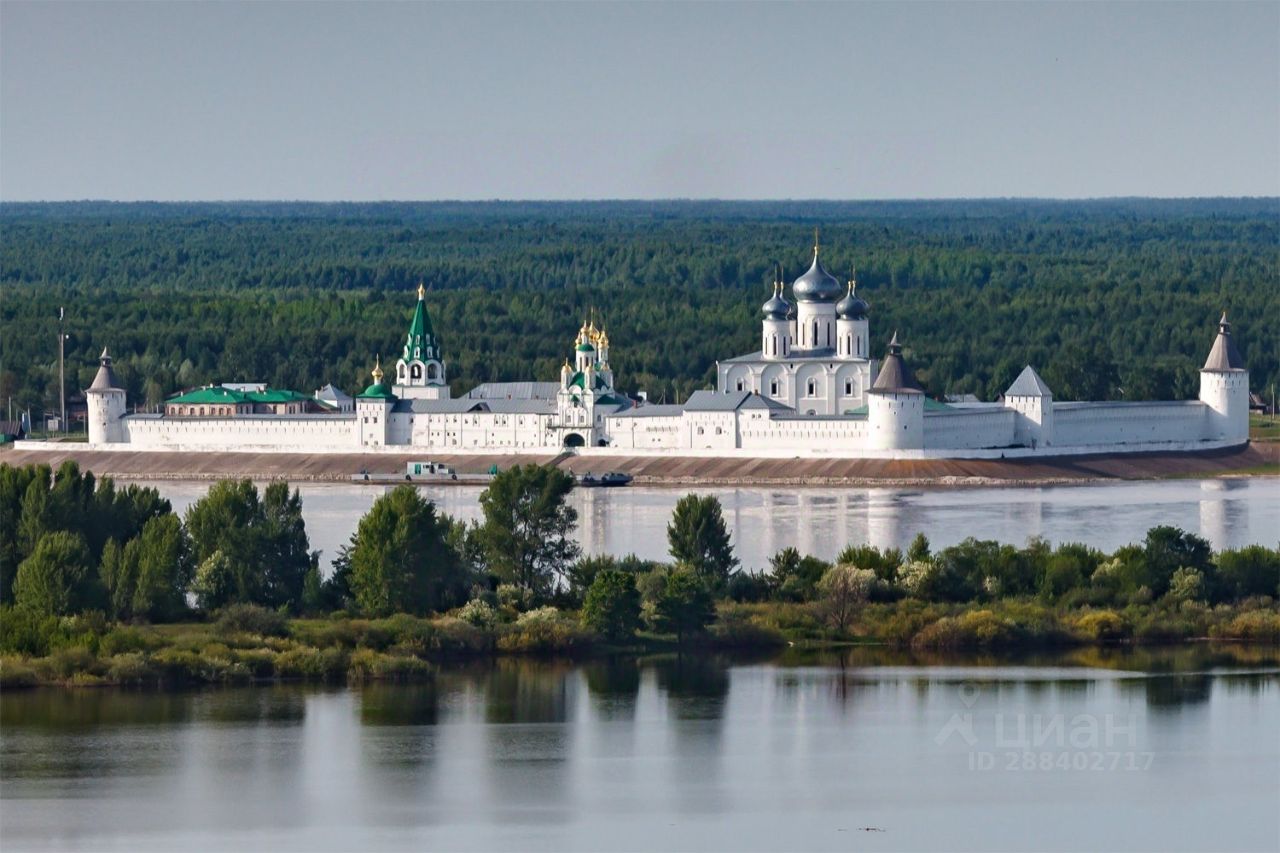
[4,599,1277,690]
[3,441,1276,487]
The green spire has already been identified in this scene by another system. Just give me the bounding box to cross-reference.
[402,282,439,363]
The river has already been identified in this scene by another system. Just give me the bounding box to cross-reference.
[2,648,1277,852]
[131,477,1280,571]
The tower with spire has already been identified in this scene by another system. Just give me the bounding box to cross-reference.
[393,282,450,400]
[1199,312,1249,443]
[86,348,127,444]
[866,331,925,451]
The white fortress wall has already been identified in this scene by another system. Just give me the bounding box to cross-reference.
[1052,401,1209,448]
[120,414,355,451]
[740,413,870,452]
[922,408,1018,449]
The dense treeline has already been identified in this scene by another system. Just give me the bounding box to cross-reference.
[2,199,1276,414]
[2,461,1278,688]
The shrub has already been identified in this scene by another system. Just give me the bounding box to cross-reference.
[912,610,1022,648]
[0,606,69,656]
[216,603,288,638]
[1165,567,1207,605]
[1211,610,1280,643]
[0,656,39,688]
[1071,610,1132,643]
[105,652,155,685]
[99,626,156,656]
[233,648,277,678]
[497,607,594,654]
[45,646,98,680]
[708,607,786,649]
[273,647,348,680]
[150,648,203,683]
[455,599,500,630]
[428,616,490,655]
[347,648,433,682]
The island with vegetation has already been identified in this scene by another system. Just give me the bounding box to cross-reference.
[1,460,1277,688]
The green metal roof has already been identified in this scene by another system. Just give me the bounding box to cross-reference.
[358,383,397,400]
[402,293,440,363]
[167,386,317,406]
[575,342,594,352]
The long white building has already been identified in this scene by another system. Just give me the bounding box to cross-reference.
[80,243,1251,460]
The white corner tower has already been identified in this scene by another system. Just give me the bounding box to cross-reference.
[1199,312,1249,445]
[86,348,127,444]
[1004,365,1054,448]
[393,283,449,400]
[867,332,924,451]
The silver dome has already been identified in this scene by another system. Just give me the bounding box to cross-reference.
[835,282,868,320]
[791,254,842,303]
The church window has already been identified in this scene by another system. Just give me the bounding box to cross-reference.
[735,379,744,392]
[770,380,779,396]
[411,364,422,380]
[807,379,818,397]
[844,379,854,396]
[812,322,817,346]
[856,335,862,356]
[827,326,832,347]
[414,348,420,359]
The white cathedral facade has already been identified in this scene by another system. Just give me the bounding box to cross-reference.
[79,241,1251,460]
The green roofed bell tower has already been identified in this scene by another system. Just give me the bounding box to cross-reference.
[393,282,450,400]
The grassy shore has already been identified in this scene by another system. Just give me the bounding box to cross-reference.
[3,598,1277,690]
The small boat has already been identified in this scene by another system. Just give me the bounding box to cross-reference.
[578,471,633,488]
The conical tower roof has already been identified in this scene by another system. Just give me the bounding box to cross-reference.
[1202,313,1246,371]
[87,348,123,393]
[870,332,923,394]
[402,282,440,363]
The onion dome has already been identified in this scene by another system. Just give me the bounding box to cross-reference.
[358,356,396,399]
[791,238,842,303]
[835,272,868,320]
[762,280,790,320]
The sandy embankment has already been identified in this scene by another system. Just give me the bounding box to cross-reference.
[3,442,1275,487]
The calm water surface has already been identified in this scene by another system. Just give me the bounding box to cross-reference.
[2,648,1277,852]
[134,477,1280,571]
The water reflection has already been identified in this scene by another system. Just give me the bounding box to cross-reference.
[135,477,1280,572]
[3,648,1278,853]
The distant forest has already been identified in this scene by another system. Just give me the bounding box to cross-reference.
[1,199,1276,416]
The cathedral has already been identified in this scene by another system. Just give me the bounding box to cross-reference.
[79,239,1250,460]
[718,234,874,415]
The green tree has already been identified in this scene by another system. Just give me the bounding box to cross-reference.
[581,569,641,643]
[477,465,579,597]
[816,564,875,633]
[258,481,313,610]
[13,531,94,616]
[1215,546,1280,601]
[667,494,738,585]
[129,514,193,621]
[1140,526,1212,598]
[184,479,267,608]
[183,479,313,611]
[652,568,715,645]
[348,485,468,616]
[767,546,829,601]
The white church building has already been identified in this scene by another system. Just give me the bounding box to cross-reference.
[80,241,1250,460]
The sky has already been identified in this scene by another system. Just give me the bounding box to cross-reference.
[1,1,1277,201]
